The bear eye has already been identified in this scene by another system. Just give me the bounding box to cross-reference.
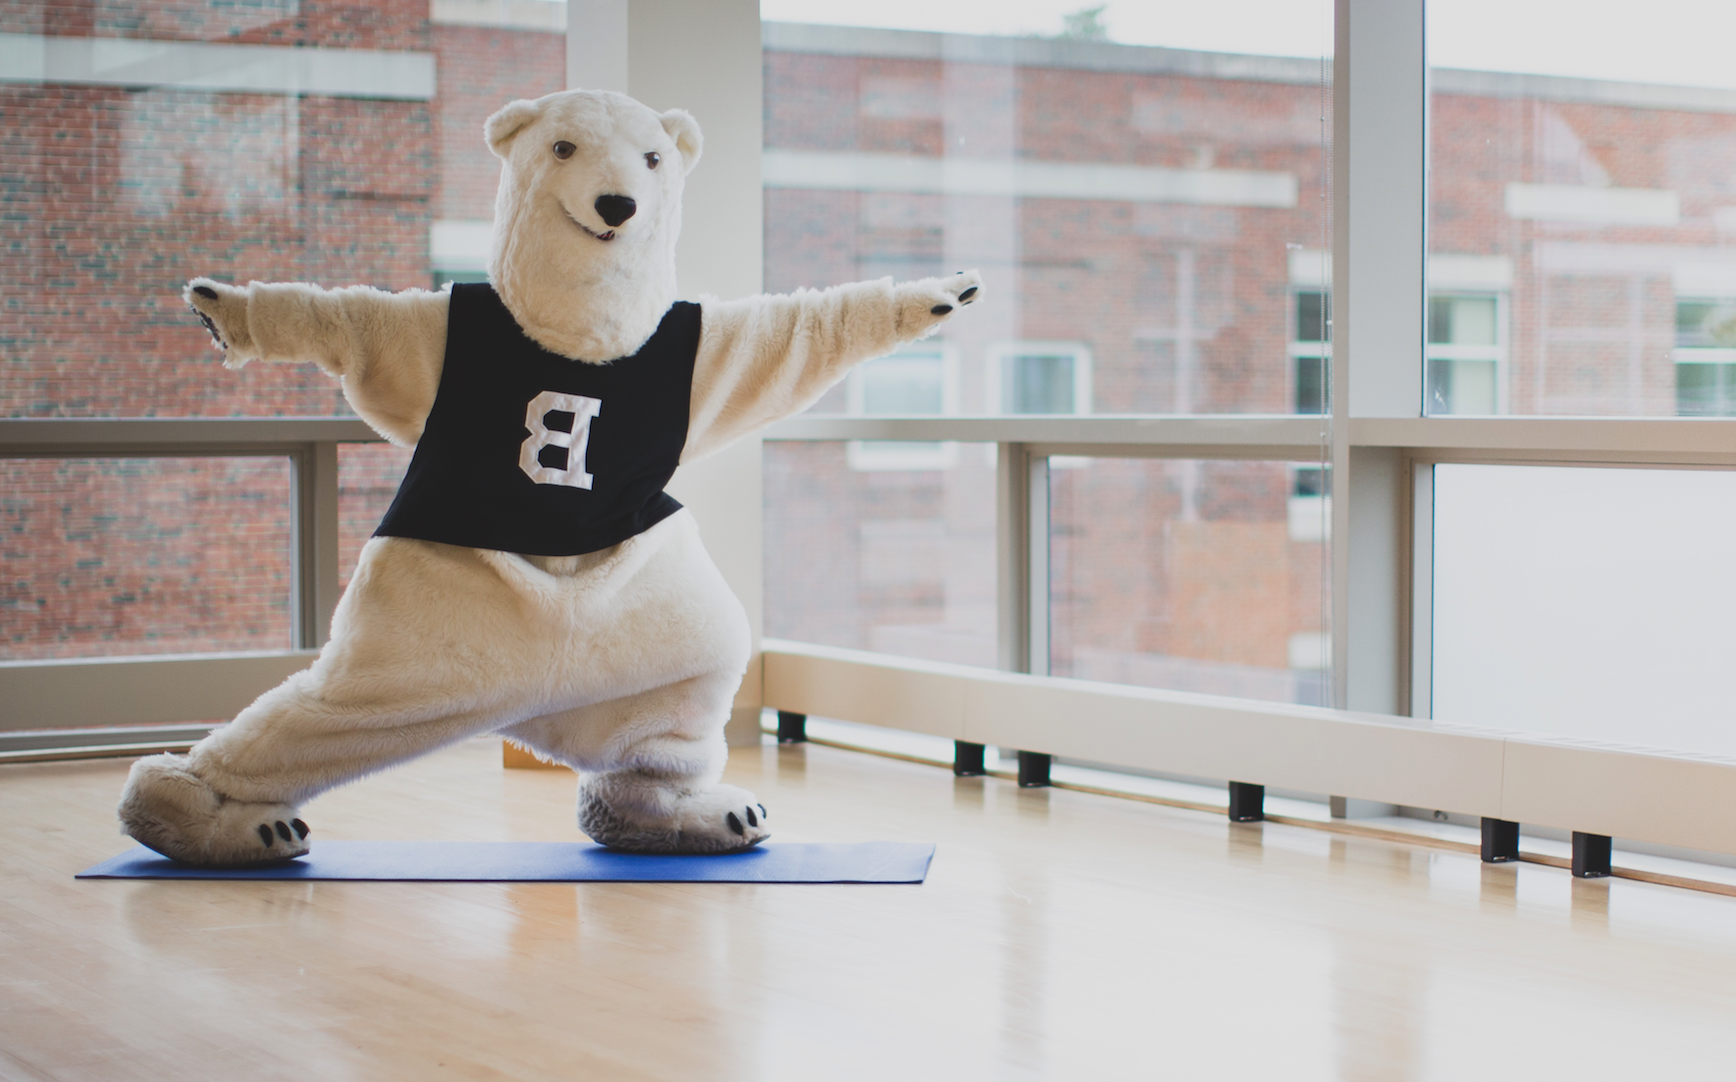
[645,152,661,170]
[553,141,576,161]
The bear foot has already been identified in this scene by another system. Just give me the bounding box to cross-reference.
[578,778,770,855]
[118,753,311,868]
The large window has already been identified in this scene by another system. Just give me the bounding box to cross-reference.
[1415,0,1736,755]
[760,4,1335,699]
[1,0,564,662]
[1427,0,1736,417]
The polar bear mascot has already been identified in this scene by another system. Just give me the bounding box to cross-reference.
[117,88,982,866]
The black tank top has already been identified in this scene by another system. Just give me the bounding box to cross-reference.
[374,283,699,556]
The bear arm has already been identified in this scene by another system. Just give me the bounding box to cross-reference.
[328,288,450,447]
[682,271,982,463]
[237,282,448,446]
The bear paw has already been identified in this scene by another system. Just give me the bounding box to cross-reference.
[912,268,984,325]
[183,278,254,368]
[578,780,770,855]
[118,753,311,868]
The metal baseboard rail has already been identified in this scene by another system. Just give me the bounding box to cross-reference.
[0,723,222,765]
[791,726,1736,899]
[0,741,203,765]
[762,638,1736,863]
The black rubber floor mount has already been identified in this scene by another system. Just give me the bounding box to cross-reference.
[1572,831,1613,878]
[1017,751,1051,788]
[1227,781,1264,822]
[1481,817,1520,863]
[776,711,807,744]
[953,740,986,777]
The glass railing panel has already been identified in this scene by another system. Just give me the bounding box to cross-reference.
[1433,462,1736,756]
[763,440,996,667]
[1049,457,1330,706]
[1,456,293,659]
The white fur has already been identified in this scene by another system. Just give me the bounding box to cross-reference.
[144,88,983,866]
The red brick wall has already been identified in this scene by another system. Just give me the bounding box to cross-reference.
[1430,93,1736,416]
[1,456,294,659]
[435,24,565,221]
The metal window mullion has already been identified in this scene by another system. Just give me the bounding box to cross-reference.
[996,441,1032,675]
[1332,0,1427,714]
[290,441,341,650]
[1028,454,1051,678]
[1409,459,1434,718]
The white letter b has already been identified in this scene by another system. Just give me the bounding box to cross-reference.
[519,390,602,489]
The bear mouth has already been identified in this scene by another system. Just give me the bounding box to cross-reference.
[564,209,616,243]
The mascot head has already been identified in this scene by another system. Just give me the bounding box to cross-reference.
[484,89,704,362]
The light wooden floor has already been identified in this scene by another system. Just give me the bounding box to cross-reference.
[3,738,1735,1081]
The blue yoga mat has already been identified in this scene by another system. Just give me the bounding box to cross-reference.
[76,840,934,883]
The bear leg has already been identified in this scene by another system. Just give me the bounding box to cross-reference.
[118,753,311,867]
[502,668,767,854]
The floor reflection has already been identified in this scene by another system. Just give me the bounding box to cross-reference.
[997,867,1050,1073]
[1333,929,1424,1082]
[951,774,986,813]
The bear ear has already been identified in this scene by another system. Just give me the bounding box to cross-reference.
[659,109,703,175]
[485,99,543,159]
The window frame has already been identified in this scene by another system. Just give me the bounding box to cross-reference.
[14,1,1736,856]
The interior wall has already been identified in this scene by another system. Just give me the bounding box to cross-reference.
[569,0,767,743]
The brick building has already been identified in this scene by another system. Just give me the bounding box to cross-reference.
[5,12,1735,708]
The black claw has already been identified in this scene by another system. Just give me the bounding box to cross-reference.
[190,308,225,347]
[275,821,292,842]
[931,304,953,316]
[758,803,767,821]
[291,818,309,839]
[258,824,275,847]
[745,806,758,827]
[726,811,745,837]
[192,284,218,299]
[959,286,978,302]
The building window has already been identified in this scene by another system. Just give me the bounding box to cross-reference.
[1288,464,1329,542]
[1290,290,1330,415]
[985,343,1093,415]
[1674,299,1736,416]
[1425,293,1505,415]
[845,344,958,471]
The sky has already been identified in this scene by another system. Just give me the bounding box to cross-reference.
[759,0,1736,90]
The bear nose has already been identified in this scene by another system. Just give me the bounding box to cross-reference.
[594,194,637,228]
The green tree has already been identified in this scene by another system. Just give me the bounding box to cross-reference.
[1058,4,1111,42]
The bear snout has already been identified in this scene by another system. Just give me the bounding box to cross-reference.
[594,194,637,228]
